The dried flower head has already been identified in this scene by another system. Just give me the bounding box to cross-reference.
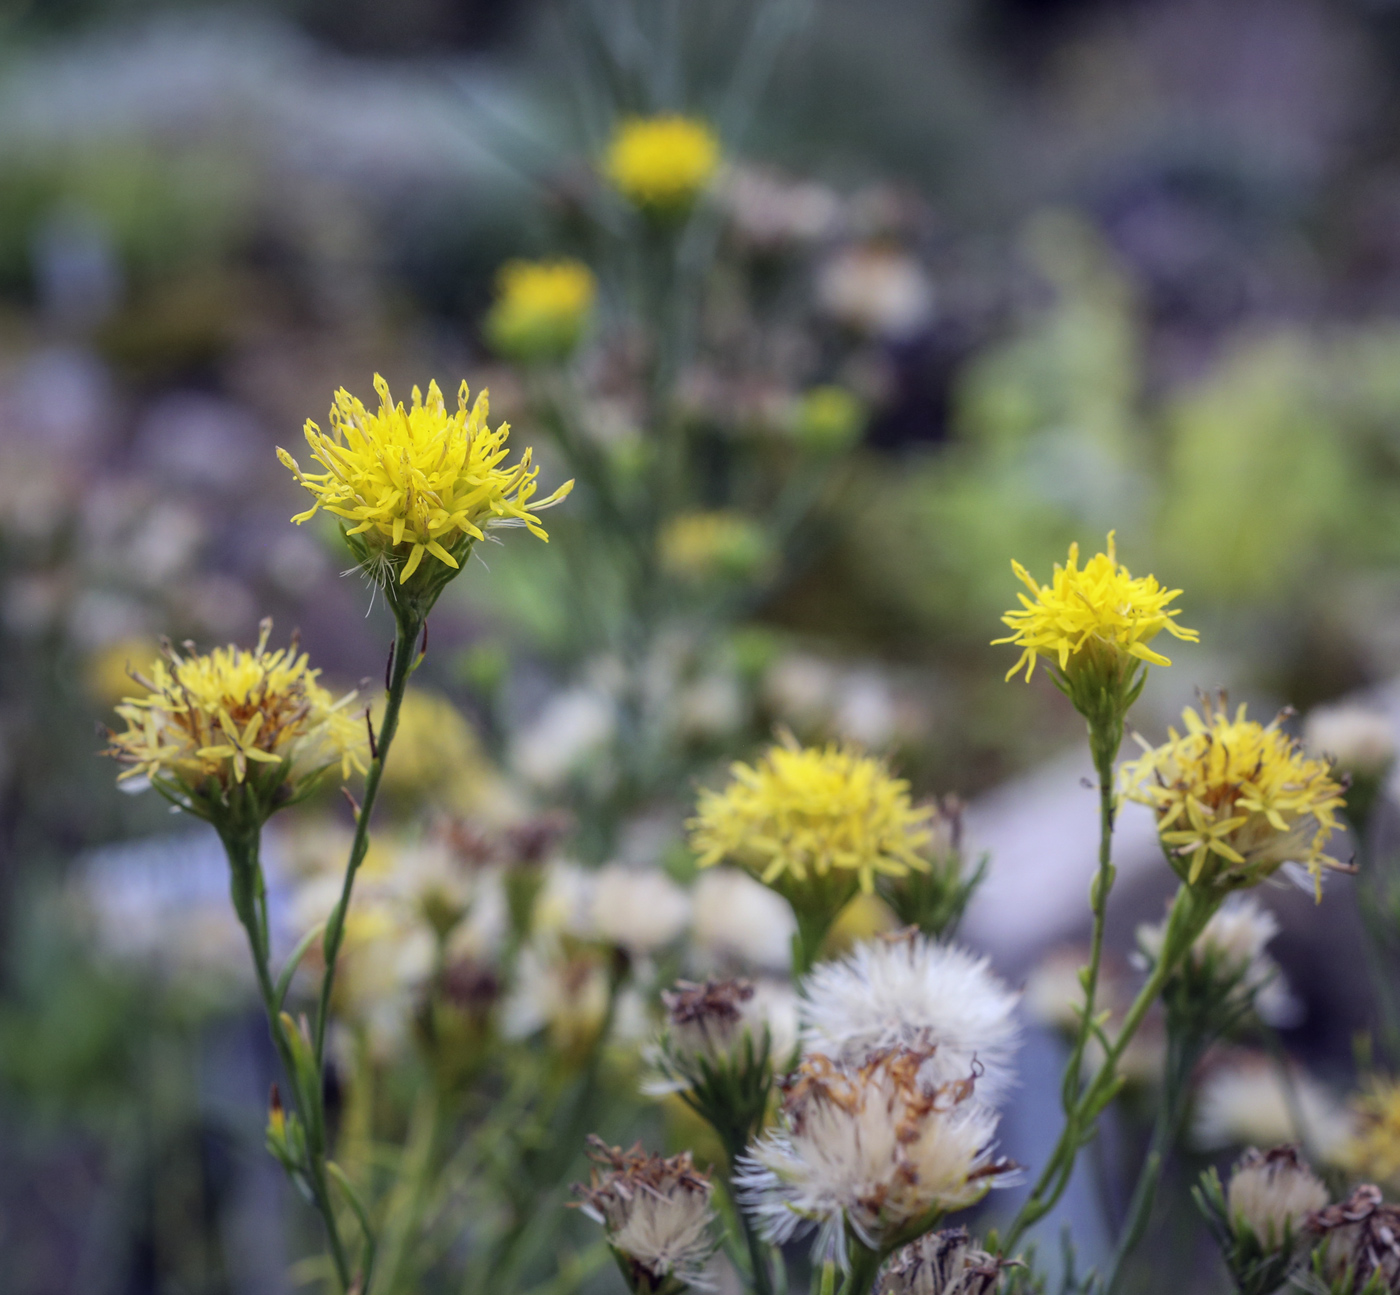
[994,532,1197,686]
[1342,1077,1400,1193]
[662,978,769,1067]
[877,1228,1010,1295]
[800,931,1021,1105]
[1307,1184,1400,1292]
[604,115,720,212]
[736,1048,1016,1269]
[575,1137,718,1292]
[486,258,596,363]
[1226,1146,1329,1251]
[277,375,573,592]
[104,618,364,815]
[1120,694,1348,896]
[688,735,934,896]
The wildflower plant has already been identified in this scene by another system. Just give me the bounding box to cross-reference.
[486,259,597,364]
[604,115,721,216]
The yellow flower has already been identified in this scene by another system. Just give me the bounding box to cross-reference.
[792,385,865,455]
[1342,1077,1400,1190]
[104,618,365,806]
[603,115,720,212]
[994,533,1197,685]
[1119,694,1347,895]
[659,509,770,583]
[687,736,933,895]
[373,687,496,813]
[486,259,596,362]
[277,375,573,589]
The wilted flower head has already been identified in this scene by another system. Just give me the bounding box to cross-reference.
[659,510,771,584]
[1137,894,1298,1027]
[1342,1076,1400,1193]
[277,375,573,595]
[688,735,934,896]
[800,931,1021,1104]
[661,978,769,1067]
[486,259,596,363]
[1307,1184,1400,1292]
[877,1228,1009,1295]
[1226,1146,1329,1251]
[994,533,1196,689]
[736,1049,1016,1269]
[575,1137,717,1293]
[604,115,720,213]
[1120,695,1347,896]
[104,619,365,816]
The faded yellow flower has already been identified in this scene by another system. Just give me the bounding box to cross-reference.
[687,736,932,896]
[278,375,573,589]
[1120,694,1347,895]
[604,115,720,212]
[104,619,365,812]
[486,259,596,362]
[994,532,1197,685]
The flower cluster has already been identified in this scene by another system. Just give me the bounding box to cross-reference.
[688,736,934,896]
[278,375,573,593]
[104,618,365,813]
[485,259,596,363]
[604,115,720,212]
[737,1048,1016,1268]
[1120,695,1347,894]
[994,532,1197,686]
[575,1137,718,1293]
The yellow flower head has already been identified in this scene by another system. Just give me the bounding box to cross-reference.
[659,509,770,583]
[603,115,720,212]
[687,735,933,896]
[486,259,596,363]
[1342,1076,1400,1191]
[277,375,573,589]
[1119,694,1348,896]
[994,533,1197,685]
[104,619,366,808]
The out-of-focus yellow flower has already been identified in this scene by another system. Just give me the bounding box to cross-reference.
[104,618,365,805]
[1120,695,1347,895]
[87,636,161,706]
[792,385,865,455]
[486,259,596,363]
[994,533,1197,685]
[603,115,719,212]
[688,735,933,895]
[374,687,492,812]
[659,509,770,583]
[277,375,573,589]
[1342,1076,1400,1190]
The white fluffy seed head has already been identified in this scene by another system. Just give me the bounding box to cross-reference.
[877,1228,1007,1295]
[1226,1146,1329,1250]
[800,932,1021,1103]
[736,1049,1016,1269]
[575,1138,717,1288]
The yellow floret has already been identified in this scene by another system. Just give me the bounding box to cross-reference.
[105,618,366,798]
[1342,1076,1400,1190]
[486,259,596,362]
[1119,694,1347,896]
[687,735,933,895]
[603,115,720,211]
[994,532,1197,684]
[277,375,573,586]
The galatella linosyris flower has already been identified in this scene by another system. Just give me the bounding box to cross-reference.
[575,1137,718,1294]
[800,931,1021,1104]
[604,115,720,214]
[737,1048,1016,1270]
[876,1228,1010,1295]
[104,618,365,822]
[486,259,596,363]
[1120,694,1347,896]
[1226,1146,1329,1252]
[277,375,573,605]
[1306,1184,1400,1293]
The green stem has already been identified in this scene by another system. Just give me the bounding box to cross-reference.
[314,606,422,1071]
[835,1242,882,1295]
